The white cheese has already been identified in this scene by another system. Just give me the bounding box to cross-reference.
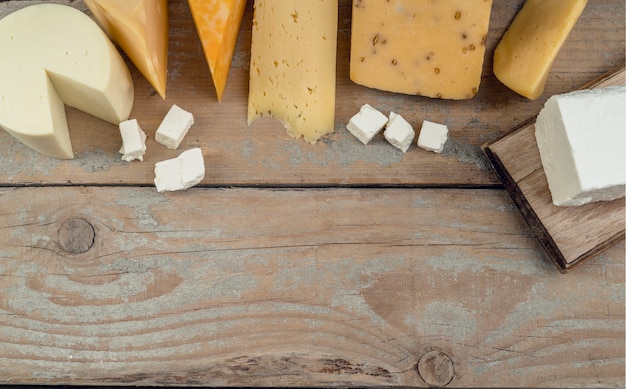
[154,148,205,192]
[535,85,626,206]
[384,112,415,153]
[0,3,134,159]
[155,104,195,150]
[417,120,448,153]
[119,119,147,162]
[346,104,388,145]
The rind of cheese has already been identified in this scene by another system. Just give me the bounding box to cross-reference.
[493,0,588,100]
[247,0,338,144]
[350,0,493,100]
[84,0,169,99]
[535,85,625,206]
[188,0,247,101]
[0,4,134,159]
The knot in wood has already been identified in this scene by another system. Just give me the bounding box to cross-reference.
[58,218,95,254]
[416,350,454,387]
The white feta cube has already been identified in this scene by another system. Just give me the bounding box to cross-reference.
[119,119,147,162]
[384,112,415,153]
[155,104,195,149]
[154,147,205,192]
[535,85,625,206]
[417,120,448,153]
[346,104,388,145]
[178,148,205,189]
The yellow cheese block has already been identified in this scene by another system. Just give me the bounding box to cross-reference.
[247,0,338,143]
[188,0,247,101]
[84,0,169,99]
[493,0,588,100]
[350,0,493,100]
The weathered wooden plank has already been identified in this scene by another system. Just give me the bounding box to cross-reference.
[0,186,623,387]
[0,0,623,187]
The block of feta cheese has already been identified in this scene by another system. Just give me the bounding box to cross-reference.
[535,85,626,206]
[417,120,449,153]
[155,104,195,149]
[346,104,388,145]
[0,3,134,159]
[384,112,415,153]
[119,119,147,162]
[154,148,205,192]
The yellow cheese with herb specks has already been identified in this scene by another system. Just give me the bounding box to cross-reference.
[350,0,493,100]
[247,0,338,144]
[493,0,588,100]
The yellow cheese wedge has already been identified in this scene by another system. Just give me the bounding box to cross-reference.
[247,0,338,143]
[493,0,588,100]
[84,0,169,99]
[350,0,493,100]
[0,4,134,159]
[188,0,247,101]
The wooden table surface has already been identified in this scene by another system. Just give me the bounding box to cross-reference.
[0,0,624,387]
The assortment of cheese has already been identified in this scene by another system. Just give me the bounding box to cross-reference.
[0,0,623,204]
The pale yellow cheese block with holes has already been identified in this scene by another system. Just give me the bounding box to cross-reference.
[350,0,493,100]
[247,0,338,143]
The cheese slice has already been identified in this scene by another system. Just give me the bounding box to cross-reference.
[188,0,247,101]
[493,0,588,100]
[84,0,169,99]
[535,86,625,206]
[350,0,493,100]
[0,4,134,159]
[247,0,338,143]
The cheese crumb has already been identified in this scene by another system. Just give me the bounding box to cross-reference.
[155,104,195,149]
[119,119,147,162]
[346,104,388,145]
[417,120,448,153]
[384,112,415,153]
[154,148,205,192]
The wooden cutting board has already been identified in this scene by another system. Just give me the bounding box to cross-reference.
[483,66,625,273]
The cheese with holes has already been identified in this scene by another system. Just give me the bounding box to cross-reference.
[247,0,338,143]
[84,0,169,99]
[0,4,134,159]
[493,0,588,100]
[188,0,246,101]
[535,86,625,206]
[350,0,493,100]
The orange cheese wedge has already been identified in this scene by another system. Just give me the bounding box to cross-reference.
[84,0,169,99]
[188,0,247,101]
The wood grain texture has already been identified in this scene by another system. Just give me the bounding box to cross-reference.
[484,67,626,272]
[0,0,623,187]
[0,187,623,387]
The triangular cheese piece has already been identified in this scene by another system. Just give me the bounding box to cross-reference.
[187,0,247,101]
[0,4,134,159]
[84,0,169,99]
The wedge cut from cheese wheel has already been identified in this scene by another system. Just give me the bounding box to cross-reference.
[493,0,588,100]
[188,0,246,101]
[350,0,493,100]
[0,3,134,159]
[84,0,169,99]
[247,0,338,144]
